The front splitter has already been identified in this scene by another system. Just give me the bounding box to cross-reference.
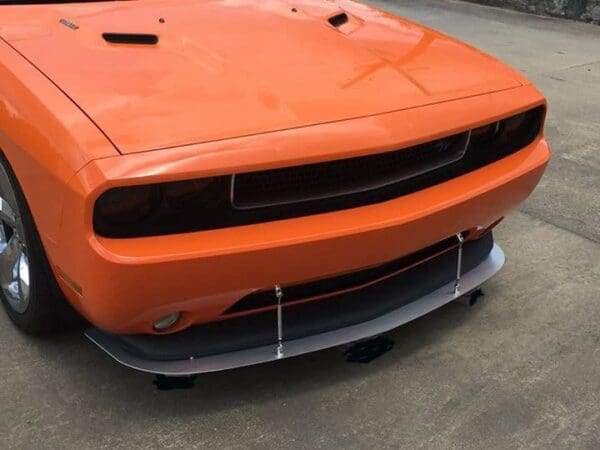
[85,244,505,376]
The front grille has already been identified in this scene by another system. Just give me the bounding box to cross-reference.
[224,231,470,315]
[232,132,470,209]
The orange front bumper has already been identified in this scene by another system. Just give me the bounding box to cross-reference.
[56,139,548,335]
[51,87,550,335]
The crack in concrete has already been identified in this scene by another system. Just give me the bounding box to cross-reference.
[564,59,600,70]
[519,209,600,244]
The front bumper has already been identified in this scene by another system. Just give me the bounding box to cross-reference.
[86,233,504,376]
[86,235,504,375]
[58,138,547,335]
[52,86,549,335]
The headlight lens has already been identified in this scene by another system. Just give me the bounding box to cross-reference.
[163,178,219,210]
[93,177,229,238]
[465,107,544,160]
[469,122,500,147]
[95,185,159,225]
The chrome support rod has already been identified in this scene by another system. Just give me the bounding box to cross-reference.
[454,232,465,297]
[275,284,284,359]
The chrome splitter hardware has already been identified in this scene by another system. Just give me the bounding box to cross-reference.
[454,232,465,297]
[275,284,284,359]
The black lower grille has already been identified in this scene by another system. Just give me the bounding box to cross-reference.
[225,231,470,315]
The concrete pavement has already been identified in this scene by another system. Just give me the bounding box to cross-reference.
[1,1,599,448]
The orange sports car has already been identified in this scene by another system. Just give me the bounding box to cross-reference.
[0,0,549,375]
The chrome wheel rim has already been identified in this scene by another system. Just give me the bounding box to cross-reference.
[0,166,30,314]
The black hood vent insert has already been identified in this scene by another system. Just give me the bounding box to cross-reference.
[102,33,159,45]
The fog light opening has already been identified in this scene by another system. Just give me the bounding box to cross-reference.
[153,312,181,331]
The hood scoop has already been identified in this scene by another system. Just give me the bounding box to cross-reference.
[328,12,349,28]
[102,33,159,45]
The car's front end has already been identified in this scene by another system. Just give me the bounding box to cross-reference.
[0,0,550,374]
[61,86,549,374]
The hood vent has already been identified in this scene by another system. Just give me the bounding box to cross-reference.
[102,33,159,45]
[328,12,349,28]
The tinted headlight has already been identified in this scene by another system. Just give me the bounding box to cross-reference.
[95,185,159,226]
[467,107,544,157]
[162,178,220,210]
[470,122,500,148]
[93,177,230,238]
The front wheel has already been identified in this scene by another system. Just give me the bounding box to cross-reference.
[0,154,78,334]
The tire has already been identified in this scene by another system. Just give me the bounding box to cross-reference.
[0,153,80,334]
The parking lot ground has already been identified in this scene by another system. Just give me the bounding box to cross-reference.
[1,1,599,448]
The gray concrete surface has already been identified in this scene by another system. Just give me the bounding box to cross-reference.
[467,0,600,24]
[1,1,599,448]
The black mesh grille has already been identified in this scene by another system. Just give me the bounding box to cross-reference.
[232,133,469,209]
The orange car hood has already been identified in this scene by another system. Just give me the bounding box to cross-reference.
[0,0,523,154]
